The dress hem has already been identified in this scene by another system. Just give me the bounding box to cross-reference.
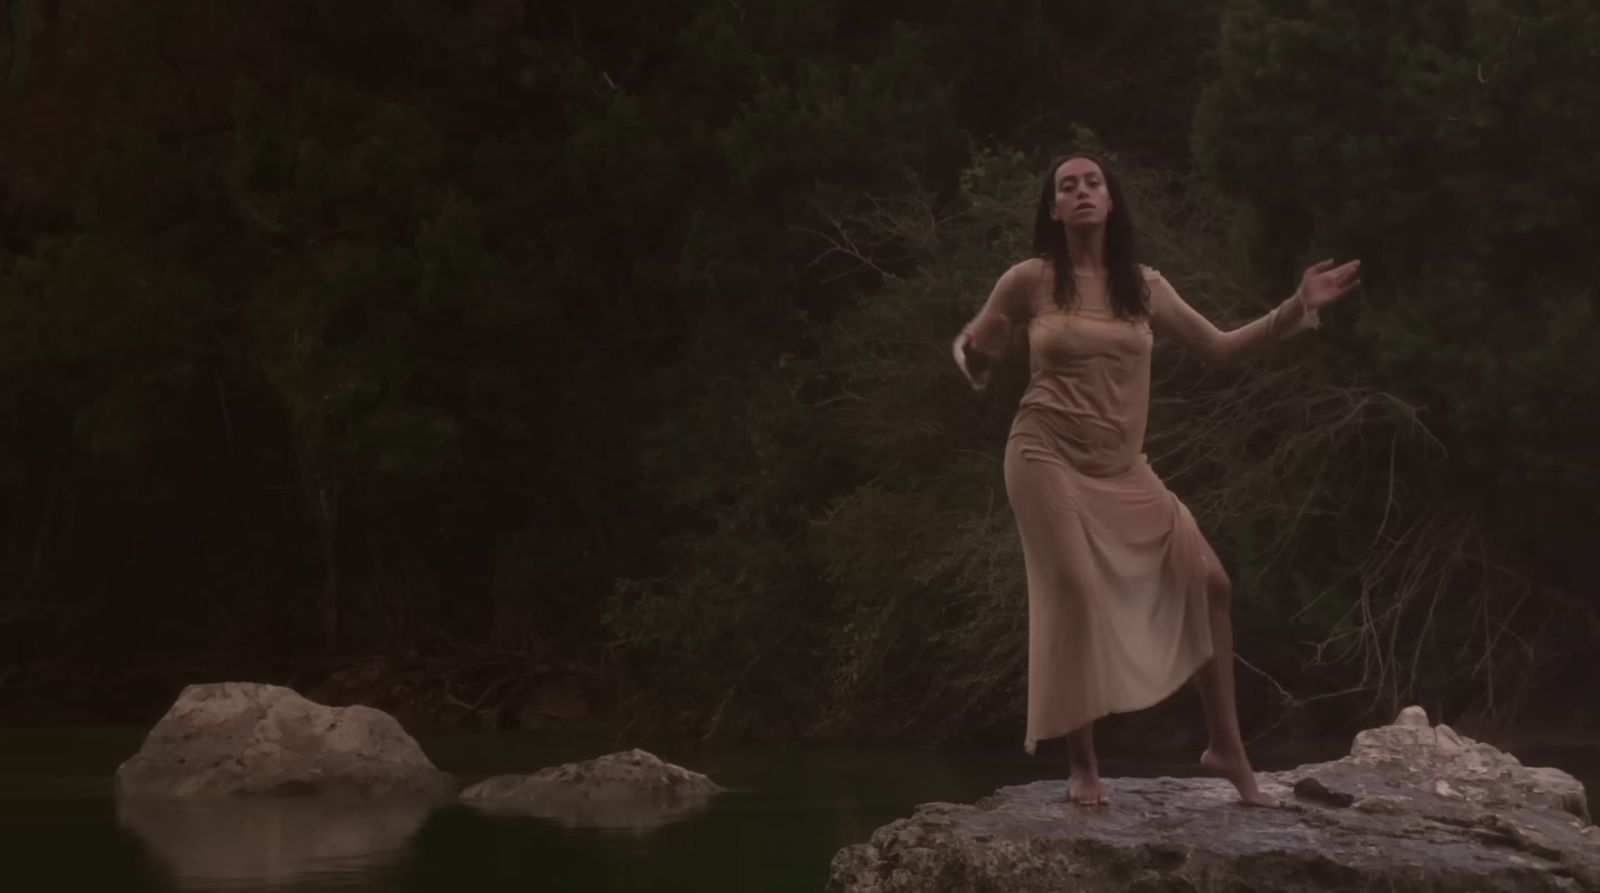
[1021,642,1215,755]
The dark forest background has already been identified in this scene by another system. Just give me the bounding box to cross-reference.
[2,0,1597,745]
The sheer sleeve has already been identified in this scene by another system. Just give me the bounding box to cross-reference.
[1146,267,1318,365]
[960,259,1043,367]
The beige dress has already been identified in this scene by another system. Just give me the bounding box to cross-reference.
[962,261,1316,753]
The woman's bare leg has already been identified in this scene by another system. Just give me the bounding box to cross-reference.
[1192,539,1279,807]
[1064,722,1109,805]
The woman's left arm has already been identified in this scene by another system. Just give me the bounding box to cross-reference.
[1149,259,1361,366]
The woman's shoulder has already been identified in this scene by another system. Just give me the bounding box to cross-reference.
[997,257,1051,306]
[1006,256,1050,281]
[1137,264,1177,300]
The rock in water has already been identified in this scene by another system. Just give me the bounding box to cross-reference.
[829,707,1600,892]
[461,748,722,829]
[116,682,456,799]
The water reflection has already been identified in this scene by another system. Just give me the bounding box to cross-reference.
[462,789,719,832]
[116,797,431,889]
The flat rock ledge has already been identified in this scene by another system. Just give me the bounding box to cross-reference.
[830,707,1599,893]
[116,682,456,799]
[460,748,723,828]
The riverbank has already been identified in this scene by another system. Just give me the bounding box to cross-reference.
[7,716,1598,893]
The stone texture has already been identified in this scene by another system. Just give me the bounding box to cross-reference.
[116,682,456,799]
[1338,705,1590,823]
[460,748,722,829]
[830,707,1600,892]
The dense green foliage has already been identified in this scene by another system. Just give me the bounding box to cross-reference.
[1,0,1594,738]
[1194,0,1600,720]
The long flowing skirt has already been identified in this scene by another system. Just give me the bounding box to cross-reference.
[1004,432,1214,754]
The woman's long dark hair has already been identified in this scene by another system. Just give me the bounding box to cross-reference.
[1032,153,1149,319]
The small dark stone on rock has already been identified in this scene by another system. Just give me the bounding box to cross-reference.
[1294,775,1356,808]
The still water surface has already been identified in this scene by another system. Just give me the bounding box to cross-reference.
[2,726,1594,892]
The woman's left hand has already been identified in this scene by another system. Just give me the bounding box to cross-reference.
[1298,258,1362,310]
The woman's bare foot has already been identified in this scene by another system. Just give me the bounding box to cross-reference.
[1066,770,1110,807]
[1200,747,1279,808]
[1063,723,1108,806]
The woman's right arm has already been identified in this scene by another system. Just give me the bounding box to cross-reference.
[952,259,1041,390]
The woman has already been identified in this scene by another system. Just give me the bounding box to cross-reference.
[953,154,1360,808]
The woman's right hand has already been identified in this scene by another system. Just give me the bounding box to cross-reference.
[952,330,990,391]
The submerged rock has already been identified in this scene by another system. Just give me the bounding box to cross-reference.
[116,682,455,799]
[460,748,722,829]
[830,707,1600,892]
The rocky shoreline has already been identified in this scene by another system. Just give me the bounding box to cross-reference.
[107,684,1599,891]
[829,707,1599,892]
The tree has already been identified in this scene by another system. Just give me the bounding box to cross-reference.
[1194,0,1600,722]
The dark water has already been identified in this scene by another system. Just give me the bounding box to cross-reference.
[1,726,1594,892]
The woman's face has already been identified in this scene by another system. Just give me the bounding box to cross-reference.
[1051,157,1111,229]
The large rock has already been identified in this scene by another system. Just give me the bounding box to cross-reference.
[460,748,722,829]
[1324,705,1591,822]
[830,707,1600,892]
[116,682,455,799]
